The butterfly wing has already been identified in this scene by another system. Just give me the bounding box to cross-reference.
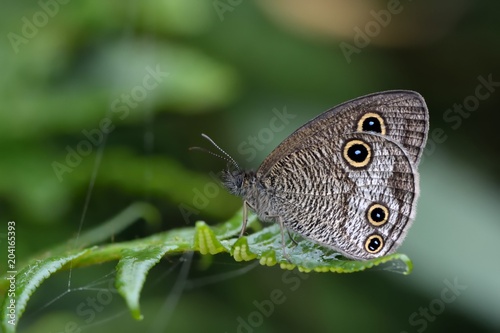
[255,91,428,259]
[258,90,428,176]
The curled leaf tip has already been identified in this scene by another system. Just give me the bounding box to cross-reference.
[232,237,257,262]
[194,221,225,255]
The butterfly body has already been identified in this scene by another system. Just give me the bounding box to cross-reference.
[221,91,428,260]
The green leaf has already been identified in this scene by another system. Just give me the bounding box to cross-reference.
[0,204,412,332]
[115,244,177,320]
[1,249,91,333]
[224,224,413,274]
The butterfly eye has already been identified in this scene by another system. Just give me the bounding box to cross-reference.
[342,139,372,168]
[364,234,384,254]
[367,203,389,226]
[357,112,386,135]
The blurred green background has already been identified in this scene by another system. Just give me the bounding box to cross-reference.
[1,0,500,332]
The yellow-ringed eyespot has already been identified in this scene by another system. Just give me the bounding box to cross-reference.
[365,234,384,254]
[342,139,372,168]
[367,203,389,227]
[357,112,386,135]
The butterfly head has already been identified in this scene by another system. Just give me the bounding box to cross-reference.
[222,168,256,197]
[191,134,256,197]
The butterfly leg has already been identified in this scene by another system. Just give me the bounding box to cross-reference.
[286,229,299,247]
[240,207,293,262]
[239,201,249,237]
[277,216,293,262]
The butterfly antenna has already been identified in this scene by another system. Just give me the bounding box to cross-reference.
[190,133,240,170]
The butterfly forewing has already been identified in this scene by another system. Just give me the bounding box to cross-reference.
[257,91,428,179]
